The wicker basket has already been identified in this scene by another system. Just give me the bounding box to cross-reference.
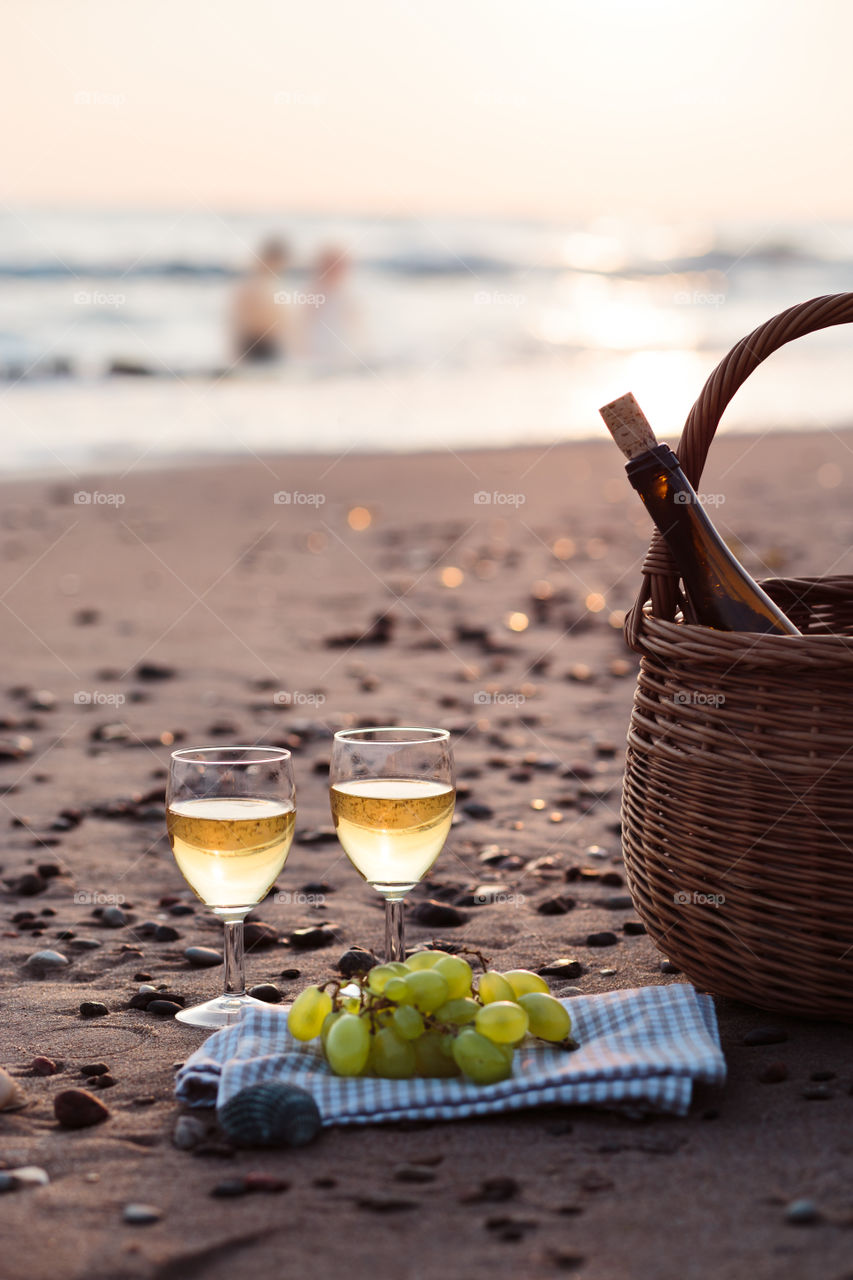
[621,293,853,1021]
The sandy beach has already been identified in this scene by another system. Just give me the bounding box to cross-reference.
[1,432,853,1280]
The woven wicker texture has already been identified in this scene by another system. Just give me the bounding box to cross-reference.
[621,295,853,1020]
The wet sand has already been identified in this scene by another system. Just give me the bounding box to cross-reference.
[1,433,852,1280]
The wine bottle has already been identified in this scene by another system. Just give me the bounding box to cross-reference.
[599,393,800,635]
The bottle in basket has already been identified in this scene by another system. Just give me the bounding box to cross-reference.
[600,393,800,635]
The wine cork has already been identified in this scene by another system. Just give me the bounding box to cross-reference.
[599,392,659,459]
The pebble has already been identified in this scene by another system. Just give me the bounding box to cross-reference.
[462,802,494,821]
[68,938,102,951]
[355,1193,417,1213]
[23,950,70,975]
[409,900,469,928]
[0,1174,18,1193]
[785,1199,822,1226]
[602,895,634,911]
[148,999,182,1017]
[288,926,334,949]
[586,932,618,947]
[79,1001,109,1019]
[810,1069,835,1081]
[742,1026,788,1046]
[337,946,377,977]
[173,1114,207,1150]
[184,946,223,968]
[759,1062,788,1084]
[168,904,195,916]
[11,1166,49,1187]
[135,661,176,681]
[536,895,575,916]
[30,1056,59,1076]
[80,1063,109,1076]
[243,1173,290,1193]
[659,959,681,974]
[248,984,282,1003]
[538,958,583,979]
[122,1203,163,1225]
[153,924,180,943]
[393,1163,437,1183]
[54,1088,110,1129]
[94,1074,116,1089]
[801,1084,833,1101]
[211,1178,248,1198]
[242,922,279,949]
[101,906,127,928]
[623,921,646,935]
[11,872,46,896]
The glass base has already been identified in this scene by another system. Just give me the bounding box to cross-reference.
[175,993,269,1029]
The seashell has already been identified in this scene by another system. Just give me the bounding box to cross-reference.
[0,1068,27,1111]
[218,1082,321,1148]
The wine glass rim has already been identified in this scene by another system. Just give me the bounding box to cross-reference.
[333,726,450,744]
[170,745,292,765]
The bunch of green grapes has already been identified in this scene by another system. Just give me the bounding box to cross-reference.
[286,949,575,1085]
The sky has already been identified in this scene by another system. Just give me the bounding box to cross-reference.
[0,0,851,221]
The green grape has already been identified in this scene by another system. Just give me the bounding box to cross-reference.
[403,969,449,1013]
[325,1012,371,1076]
[403,950,448,972]
[287,984,333,1041]
[502,969,550,998]
[478,971,515,1004]
[369,1027,417,1078]
[392,1004,425,1041]
[383,977,413,1004]
[518,992,571,1042]
[340,992,361,1014]
[414,1031,461,1078]
[475,1000,529,1044]
[371,1004,395,1028]
[320,1009,343,1048]
[434,954,473,998]
[452,1030,514,1084]
[434,996,479,1026]
[365,962,409,994]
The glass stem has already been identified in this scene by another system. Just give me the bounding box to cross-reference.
[223,919,246,996]
[385,897,405,963]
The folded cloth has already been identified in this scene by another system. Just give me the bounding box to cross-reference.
[174,984,725,1123]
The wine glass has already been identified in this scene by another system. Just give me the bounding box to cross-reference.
[329,727,455,962]
[166,746,296,1028]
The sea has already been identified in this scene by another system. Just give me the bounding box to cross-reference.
[2,209,853,475]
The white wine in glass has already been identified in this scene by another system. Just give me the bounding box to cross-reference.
[330,728,454,961]
[166,747,296,1028]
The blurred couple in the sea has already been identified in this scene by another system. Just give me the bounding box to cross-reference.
[230,238,358,372]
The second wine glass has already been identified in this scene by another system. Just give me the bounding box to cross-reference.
[329,727,455,962]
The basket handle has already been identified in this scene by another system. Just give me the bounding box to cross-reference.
[626,292,853,648]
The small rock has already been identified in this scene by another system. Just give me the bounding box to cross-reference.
[10,872,46,897]
[30,1056,59,1076]
[623,921,646,936]
[462,1176,520,1204]
[128,990,186,1010]
[586,932,618,947]
[0,1174,19,1193]
[8,1166,49,1187]
[122,1203,163,1225]
[101,906,127,928]
[409,900,469,928]
[135,662,176,681]
[169,904,195,916]
[242,922,279,949]
[68,938,102,951]
[393,1163,437,1183]
[173,1114,207,1150]
[80,1063,109,1076]
[602,895,634,910]
[659,959,681,974]
[153,925,180,943]
[94,1074,117,1089]
[184,946,223,969]
[801,1084,833,1101]
[148,999,182,1017]
[211,1179,247,1198]
[80,1001,109,1019]
[355,1193,417,1213]
[288,926,334,950]
[23,950,70,976]
[248,984,282,1004]
[759,1062,788,1084]
[785,1199,821,1225]
[279,968,301,980]
[742,1027,788,1047]
[462,802,494,821]
[336,946,377,977]
[536,895,575,916]
[54,1088,110,1129]
[243,1172,290,1193]
[810,1069,835,1082]
[538,958,583,979]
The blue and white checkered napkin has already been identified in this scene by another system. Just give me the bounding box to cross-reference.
[174,985,725,1123]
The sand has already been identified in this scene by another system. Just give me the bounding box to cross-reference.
[1,433,852,1280]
